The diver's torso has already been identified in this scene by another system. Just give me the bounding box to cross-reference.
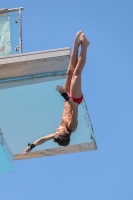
[61,102,78,132]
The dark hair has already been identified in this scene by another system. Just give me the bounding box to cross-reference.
[54,133,71,146]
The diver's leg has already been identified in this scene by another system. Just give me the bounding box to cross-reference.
[70,33,90,97]
[64,31,82,92]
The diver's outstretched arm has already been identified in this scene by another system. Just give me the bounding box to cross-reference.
[22,133,55,155]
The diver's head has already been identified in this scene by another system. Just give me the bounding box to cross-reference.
[54,126,71,146]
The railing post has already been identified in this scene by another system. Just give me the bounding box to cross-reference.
[19,8,23,53]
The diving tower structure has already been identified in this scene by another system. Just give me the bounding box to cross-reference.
[0,7,97,174]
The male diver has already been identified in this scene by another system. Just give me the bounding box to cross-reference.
[22,31,90,154]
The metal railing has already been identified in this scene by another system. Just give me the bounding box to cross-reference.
[0,7,24,54]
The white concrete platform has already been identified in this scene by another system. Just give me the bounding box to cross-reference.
[0,48,70,89]
[0,129,14,174]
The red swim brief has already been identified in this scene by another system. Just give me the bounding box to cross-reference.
[67,92,83,104]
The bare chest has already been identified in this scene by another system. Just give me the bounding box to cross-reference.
[61,102,78,132]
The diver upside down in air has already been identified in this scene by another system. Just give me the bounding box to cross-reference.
[22,31,90,155]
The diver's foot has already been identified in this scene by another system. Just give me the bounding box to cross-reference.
[75,30,82,46]
[80,33,90,47]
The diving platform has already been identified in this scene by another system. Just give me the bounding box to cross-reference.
[0,47,70,89]
[0,6,96,174]
[0,47,96,167]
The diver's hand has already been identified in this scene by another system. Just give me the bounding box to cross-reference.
[55,85,65,94]
[22,146,31,155]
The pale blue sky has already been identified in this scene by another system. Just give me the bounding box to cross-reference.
[1,0,133,200]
